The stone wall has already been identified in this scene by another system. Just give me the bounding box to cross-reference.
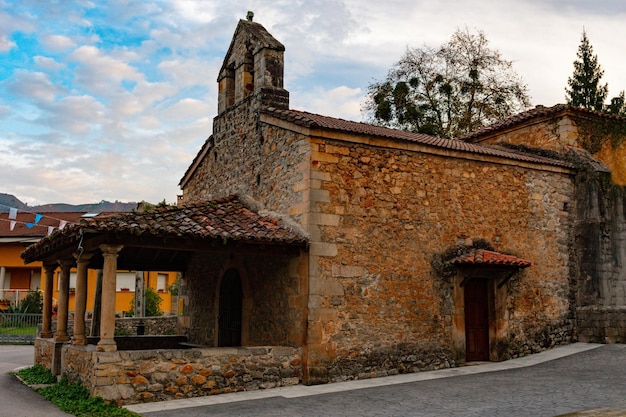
[181,96,310,228]
[183,250,307,348]
[305,136,576,382]
[34,338,62,374]
[114,317,178,336]
[573,167,626,308]
[52,316,178,336]
[577,306,626,343]
[61,345,301,405]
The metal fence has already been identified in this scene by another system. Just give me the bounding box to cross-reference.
[0,313,42,344]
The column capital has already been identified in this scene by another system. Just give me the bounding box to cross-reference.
[74,251,94,263]
[100,244,123,256]
[58,258,75,269]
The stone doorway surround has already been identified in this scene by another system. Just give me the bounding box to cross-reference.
[452,249,533,362]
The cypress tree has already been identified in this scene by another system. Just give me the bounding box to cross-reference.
[565,30,608,111]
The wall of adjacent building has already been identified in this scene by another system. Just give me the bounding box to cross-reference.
[463,113,626,344]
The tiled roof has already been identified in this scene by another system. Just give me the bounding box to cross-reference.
[21,196,306,261]
[452,249,532,268]
[76,195,306,244]
[263,107,573,168]
[458,104,626,142]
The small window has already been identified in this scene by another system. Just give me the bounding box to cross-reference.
[157,273,167,293]
[116,272,136,292]
[57,272,77,290]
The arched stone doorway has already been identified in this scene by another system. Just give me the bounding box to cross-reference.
[218,268,243,347]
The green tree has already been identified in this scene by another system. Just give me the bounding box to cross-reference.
[128,287,163,317]
[565,30,608,111]
[606,91,626,116]
[365,28,531,138]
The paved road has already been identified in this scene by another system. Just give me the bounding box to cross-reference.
[0,345,71,417]
[2,344,624,416]
[133,344,626,417]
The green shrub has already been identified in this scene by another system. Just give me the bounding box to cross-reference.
[14,364,57,385]
[19,290,43,314]
[128,287,163,317]
[37,378,139,416]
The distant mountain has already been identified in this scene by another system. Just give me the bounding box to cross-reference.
[0,193,138,213]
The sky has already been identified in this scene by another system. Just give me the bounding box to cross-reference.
[1,0,626,206]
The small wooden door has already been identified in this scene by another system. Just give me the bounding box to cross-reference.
[465,279,489,361]
[218,269,242,347]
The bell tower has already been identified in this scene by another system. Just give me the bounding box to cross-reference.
[217,12,289,114]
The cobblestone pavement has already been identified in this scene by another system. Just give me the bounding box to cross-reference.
[132,344,626,417]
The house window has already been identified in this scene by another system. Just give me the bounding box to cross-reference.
[157,273,167,293]
[30,270,41,290]
[57,272,77,291]
[116,272,136,292]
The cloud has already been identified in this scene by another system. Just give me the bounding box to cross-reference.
[157,57,221,89]
[159,98,212,122]
[40,34,76,51]
[40,95,106,135]
[292,85,364,121]
[4,70,63,104]
[68,45,144,94]
[0,34,14,52]
[33,56,65,71]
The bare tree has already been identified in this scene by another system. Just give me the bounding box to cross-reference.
[364,28,531,138]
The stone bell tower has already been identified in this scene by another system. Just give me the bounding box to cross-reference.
[217,12,289,114]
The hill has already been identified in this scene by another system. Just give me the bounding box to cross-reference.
[0,193,138,213]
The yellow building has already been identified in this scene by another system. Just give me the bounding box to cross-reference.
[0,210,177,315]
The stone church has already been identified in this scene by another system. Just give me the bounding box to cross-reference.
[176,16,625,382]
[23,15,625,401]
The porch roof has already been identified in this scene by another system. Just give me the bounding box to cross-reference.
[20,195,308,271]
[452,249,532,268]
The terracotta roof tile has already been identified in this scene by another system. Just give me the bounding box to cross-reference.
[452,249,532,268]
[21,196,306,262]
[458,104,626,142]
[264,108,573,169]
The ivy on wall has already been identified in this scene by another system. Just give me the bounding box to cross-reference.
[577,117,626,154]
[430,239,494,281]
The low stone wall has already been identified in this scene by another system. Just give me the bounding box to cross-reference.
[35,338,71,375]
[113,317,178,336]
[577,306,626,343]
[61,345,302,405]
[52,316,178,336]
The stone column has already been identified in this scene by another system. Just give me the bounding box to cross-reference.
[55,259,74,342]
[40,264,57,338]
[97,244,123,352]
[72,252,93,346]
[90,269,103,338]
[0,266,6,291]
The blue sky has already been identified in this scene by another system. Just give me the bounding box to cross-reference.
[2,0,626,205]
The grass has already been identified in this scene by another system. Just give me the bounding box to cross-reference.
[0,325,38,335]
[14,366,140,417]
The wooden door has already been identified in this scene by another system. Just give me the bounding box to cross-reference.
[218,269,242,347]
[465,279,489,361]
